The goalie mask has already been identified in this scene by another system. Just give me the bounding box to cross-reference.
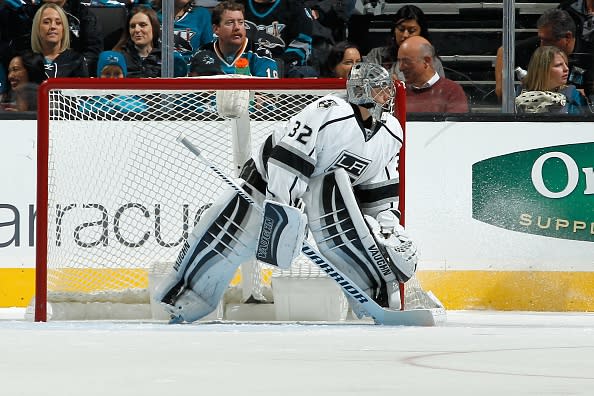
[346,62,395,125]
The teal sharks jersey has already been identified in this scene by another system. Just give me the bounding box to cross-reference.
[202,39,279,78]
[158,6,213,65]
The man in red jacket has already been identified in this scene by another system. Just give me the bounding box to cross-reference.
[398,35,468,113]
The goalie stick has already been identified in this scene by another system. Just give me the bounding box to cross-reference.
[178,135,442,326]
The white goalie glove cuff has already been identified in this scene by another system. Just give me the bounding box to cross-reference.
[216,89,251,119]
[365,212,418,282]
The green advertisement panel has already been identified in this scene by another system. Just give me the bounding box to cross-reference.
[472,142,593,242]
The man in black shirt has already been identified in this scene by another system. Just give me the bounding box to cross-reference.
[495,8,591,100]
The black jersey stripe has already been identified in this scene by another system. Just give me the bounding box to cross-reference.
[239,159,267,195]
[318,113,356,133]
[261,134,274,173]
[288,176,299,203]
[380,122,403,144]
[354,180,399,206]
[269,144,315,178]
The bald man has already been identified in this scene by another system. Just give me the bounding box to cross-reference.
[398,36,468,113]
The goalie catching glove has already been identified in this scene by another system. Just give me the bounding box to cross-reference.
[365,211,418,282]
[256,200,307,268]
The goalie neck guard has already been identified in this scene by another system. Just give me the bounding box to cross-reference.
[346,62,395,125]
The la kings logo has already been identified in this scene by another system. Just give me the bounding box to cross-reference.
[327,150,371,182]
[318,99,337,109]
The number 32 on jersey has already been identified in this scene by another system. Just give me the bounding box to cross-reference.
[288,120,312,144]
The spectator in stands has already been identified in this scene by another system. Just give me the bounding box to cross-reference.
[560,1,594,45]
[113,5,162,78]
[44,0,103,76]
[305,0,354,43]
[364,4,444,81]
[237,0,315,77]
[31,3,89,78]
[83,50,148,114]
[88,0,148,6]
[0,0,39,74]
[495,8,591,101]
[558,0,594,99]
[515,45,588,114]
[200,1,278,77]
[7,52,44,86]
[0,63,7,104]
[1,51,44,108]
[305,1,356,76]
[188,49,223,76]
[319,40,361,78]
[96,49,126,78]
[153,0,213,69]
[0,0,103,77]
[12,82,38,111]
[398,36,468,113]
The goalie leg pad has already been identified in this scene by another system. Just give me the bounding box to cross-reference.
[256,200,307,269]
[302,168,397,307]
[154,187,263,322]
[163,287,218,324]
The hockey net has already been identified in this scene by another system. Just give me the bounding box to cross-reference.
[33,77,441,321]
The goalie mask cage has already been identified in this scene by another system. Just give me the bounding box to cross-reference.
[34,77,433,322]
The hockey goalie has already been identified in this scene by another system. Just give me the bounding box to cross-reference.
[155,62,418,323]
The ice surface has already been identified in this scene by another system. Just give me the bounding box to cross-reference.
[1,309,593,395]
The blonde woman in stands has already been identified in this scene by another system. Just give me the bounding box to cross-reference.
[0,0,102,77]
[30,3,88,78]
[364,4,443,81]
[515,45,588,114]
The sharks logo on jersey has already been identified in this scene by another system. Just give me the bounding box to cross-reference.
[326,151,371,181]
[66,11,81,38]
[245,20,286,51]
[44,62,57,78]
[174,29,195,53]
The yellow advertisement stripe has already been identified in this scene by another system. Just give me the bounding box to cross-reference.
[417,271,594,311]
[1,269,593,311]
[0,269,35,307]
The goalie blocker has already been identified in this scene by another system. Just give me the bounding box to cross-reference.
[256,200,307,269]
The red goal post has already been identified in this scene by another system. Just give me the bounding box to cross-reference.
[34,77,408,322]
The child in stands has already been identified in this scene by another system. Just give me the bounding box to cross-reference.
[97,50,127,78]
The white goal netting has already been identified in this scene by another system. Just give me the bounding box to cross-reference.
[33,78,440,321]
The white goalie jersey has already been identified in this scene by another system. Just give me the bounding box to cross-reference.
[254,93,404,218]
